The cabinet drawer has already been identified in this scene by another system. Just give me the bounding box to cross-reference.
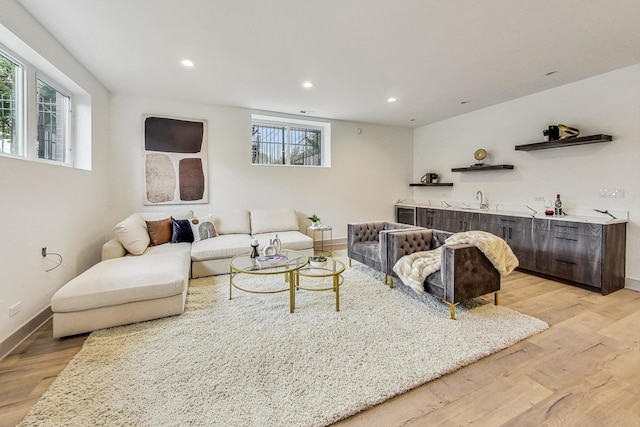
[548,221,603,237]
[536,254,602,288]
[535,232,602,261]
[483,214,532,229]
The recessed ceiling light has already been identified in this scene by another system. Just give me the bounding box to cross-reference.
[387,97,397,103]
[302,81,314,88]
[545,71,557,76]
[181,59,195,67]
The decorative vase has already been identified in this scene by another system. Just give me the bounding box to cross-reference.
[273,235,282,253]
[312,221,320,227]
[262,243,276,256]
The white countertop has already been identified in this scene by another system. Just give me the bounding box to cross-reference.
[395,201,628,225]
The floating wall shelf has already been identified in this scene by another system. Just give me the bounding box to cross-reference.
[451,165,514,172]
[514,134,612,151]
[409,183,454,187]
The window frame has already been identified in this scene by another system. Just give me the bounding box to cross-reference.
[0,43,74,167]
[251,114,331,168]
[35,73,72,165]
[0,46,26,158]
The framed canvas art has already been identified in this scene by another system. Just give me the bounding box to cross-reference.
[143,115,208,205]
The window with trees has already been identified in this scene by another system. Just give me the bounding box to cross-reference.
[0,51,21,156]
[0,45,72,165]
[251,114,331,167]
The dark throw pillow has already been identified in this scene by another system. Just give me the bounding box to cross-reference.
[171,217,194,243]
[146,218,173,246]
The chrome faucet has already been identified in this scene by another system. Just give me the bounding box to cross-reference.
[477,191,489,210]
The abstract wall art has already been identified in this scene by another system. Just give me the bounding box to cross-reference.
[143,115,208,205]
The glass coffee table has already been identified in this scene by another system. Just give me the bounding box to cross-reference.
[295,258,346,311]
[229,249,308,313]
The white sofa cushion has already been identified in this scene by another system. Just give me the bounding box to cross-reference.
[191,234,253,261]
[252,231,314,252]
[113,213,149,255]
[143,242,192,257]
[51,252,190,313]
[250,209,299,234]
[213,210,251,235]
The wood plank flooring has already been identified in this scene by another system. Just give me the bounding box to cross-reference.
[1,270,639,427]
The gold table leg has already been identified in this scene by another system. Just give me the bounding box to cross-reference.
[443,300,459,320]
[494,292,499,305]
[334,274,340,312]
[289,271,295,313]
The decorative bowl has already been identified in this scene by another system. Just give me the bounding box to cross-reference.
[309,255,327,267]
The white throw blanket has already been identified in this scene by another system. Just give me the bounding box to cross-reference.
[393,230,519,295]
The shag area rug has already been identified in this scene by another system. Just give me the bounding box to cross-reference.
[20,258,548,426]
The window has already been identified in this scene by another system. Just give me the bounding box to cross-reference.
[251,114,331,167]
[37,79,70,162]
[0,43,74,166]
[0,51,22,156]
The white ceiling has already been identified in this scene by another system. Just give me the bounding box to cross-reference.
[15,0,640,128]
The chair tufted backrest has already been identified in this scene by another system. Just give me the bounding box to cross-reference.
[388,229,434,264]
[350,222,386,243]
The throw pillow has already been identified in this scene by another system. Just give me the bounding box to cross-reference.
[190,214,217,243]
[114,213,150,255]
[171,217,194,243]
[146,218,173,246]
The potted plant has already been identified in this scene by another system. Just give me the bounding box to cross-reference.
[307,213,321,227]
[431,173,440,184]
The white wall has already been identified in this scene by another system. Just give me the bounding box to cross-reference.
[0,1,111,344]
[109,94,414,240]
[413,65,640,283]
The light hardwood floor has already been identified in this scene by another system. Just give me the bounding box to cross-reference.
[1,270,639,426]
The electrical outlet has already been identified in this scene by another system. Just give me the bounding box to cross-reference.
[42,247,47,257]
[9,302,21,317]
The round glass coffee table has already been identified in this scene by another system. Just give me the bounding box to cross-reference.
[295,258,346,311]
[229,249,308,313]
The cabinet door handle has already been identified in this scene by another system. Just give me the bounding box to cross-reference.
[500,219,516,223]
[508,227,512,239]
[555,225,577,229]
[555,236,578,242]
[555,259,577,265]
[502,227,506,238]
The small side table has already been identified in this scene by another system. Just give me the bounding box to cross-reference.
[295,258,346,311]
[306,225,332,256]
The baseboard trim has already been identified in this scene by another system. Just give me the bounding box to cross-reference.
[626,278,640,292]
[0,306,52,361]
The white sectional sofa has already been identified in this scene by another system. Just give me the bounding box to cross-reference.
[102,208,314,276]
[51,208,314,337]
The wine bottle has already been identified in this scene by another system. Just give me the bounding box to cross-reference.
[554,194,563,216]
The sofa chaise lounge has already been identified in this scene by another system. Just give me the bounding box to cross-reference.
[51,208,314,337]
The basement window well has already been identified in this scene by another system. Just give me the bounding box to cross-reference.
[251,114,331,167]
